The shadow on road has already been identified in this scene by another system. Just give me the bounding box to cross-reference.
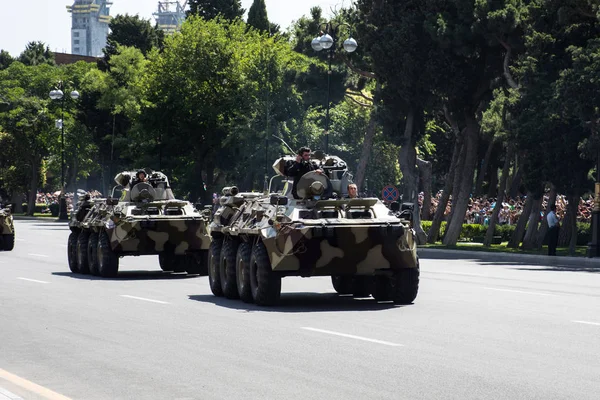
[52,270,202,281]
[188,293,405,313]
[513,266,600,273]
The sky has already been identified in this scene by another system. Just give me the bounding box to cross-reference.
[0,0,352,57]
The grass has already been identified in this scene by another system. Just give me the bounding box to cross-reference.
[13,213,59,218]
[420,241,588,257]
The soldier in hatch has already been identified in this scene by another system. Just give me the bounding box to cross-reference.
[131,169,148,188]
[346,183,359,199]
[287,147,324,199]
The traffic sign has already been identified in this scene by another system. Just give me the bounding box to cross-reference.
[382,185,400,202]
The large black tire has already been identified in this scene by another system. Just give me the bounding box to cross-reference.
[331,275,353,294]
[76,230,90,274]
[185,252,208,276]
[67,231,80,273]
[250,241,281,306]
[208,239,223,297]
[372,275,393,302]
[352,276,372,298]
[97,230,119,278]
[391,265,420,305]
[158,253,174,272]
[220,239,240,299]
[236,242,253,303]
[87,232,99,276]
[2,234,14,251]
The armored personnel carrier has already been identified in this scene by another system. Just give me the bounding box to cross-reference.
[0,204,15,251]
[208,152,419,306]
[67,170,212,277]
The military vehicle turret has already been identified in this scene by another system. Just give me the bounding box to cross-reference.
[67,170,212,277]
[208,151,419,306]
[0,204,15,251]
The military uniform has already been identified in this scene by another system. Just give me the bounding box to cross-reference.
[287,160,319,199]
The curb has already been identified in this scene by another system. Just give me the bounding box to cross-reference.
[12,216,67,223]
[418,248,600,268]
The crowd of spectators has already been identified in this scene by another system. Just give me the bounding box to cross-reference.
[34,190,103,213]
[421,191,595,225]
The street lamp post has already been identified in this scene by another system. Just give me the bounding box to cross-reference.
[311,22,358,154]
[49,82,80,221]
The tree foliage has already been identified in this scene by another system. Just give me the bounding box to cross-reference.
[187,0,245,21]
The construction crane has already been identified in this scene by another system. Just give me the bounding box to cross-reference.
[153,1,188,35]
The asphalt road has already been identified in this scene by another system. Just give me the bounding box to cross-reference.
[1,220,599,400]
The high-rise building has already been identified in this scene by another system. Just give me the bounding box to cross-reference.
[67,0,112,57]
[153,1,187,35]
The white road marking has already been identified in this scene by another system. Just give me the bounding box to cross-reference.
[28,254,49,258]
[120,295,169,304]
[482,287,553,296]
[572,320,600,326]
[302,327,403,347]
[17,278,49,284]
[0,386,24,400]
[0,368,72,400]
[15,239,25,242]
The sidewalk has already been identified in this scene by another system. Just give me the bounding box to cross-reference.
[12,215,66,223]
[418,247,600,268]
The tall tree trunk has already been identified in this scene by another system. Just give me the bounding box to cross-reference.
[522,195,543,249]
[558,195,578,247]
[536,186,557,249]
[568,195,578,256]
[475,135,494,196]
[355,112,377,191]
[487,167,499,198]
[28,160,39,216]
[417,158,432,220]
[398,109,427,244]
[10,192,24,213]
[484,145,513,246]
[443,113,479,246]
[354,82,380,191]
[447,135,467,225]
[428,129,464,243]
[508,191,534,248]
[509,164,523,199]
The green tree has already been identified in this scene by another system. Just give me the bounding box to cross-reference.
[102,14,164,69]
[18,42,54,66]
[187,0,245,21]
[247,0,269,32]
[0,50,14,70]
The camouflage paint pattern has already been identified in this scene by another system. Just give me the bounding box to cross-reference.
[0,206,14,235]
[69,170,211,256]
[211,153,417,277]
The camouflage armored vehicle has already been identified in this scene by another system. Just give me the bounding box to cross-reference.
[0,204,15,251]
[67,170,211,277]
[208,152,419,306]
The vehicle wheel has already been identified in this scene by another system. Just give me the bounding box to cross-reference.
[208,239,223,297]
[158,253,174,272]
[372,276,393,302]
[97,230,119,278]
[87,232,99,276]
[0,235,3,250]
[76,230,90,274]
[2,234,14,251]
[250,241,281,306]
[331,275,353,294]
[391,265,420,305]
[185,252,208,276]
[172,256,187,273]
[219,238,239,299]
[352,276,372,298]
[67,231,80,273]
[236,242,253,303]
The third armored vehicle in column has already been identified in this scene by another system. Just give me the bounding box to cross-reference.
[0,204,15,251]
[208,152,419,306]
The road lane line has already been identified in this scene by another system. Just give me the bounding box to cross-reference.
[0,386,24,399]
[28,254,49,258]
[120,295,169,304]
[572,320,600,326]
[15,239,25,242]
[0,368,72,400]
[17,278,49,284]
[482,287,553,296]
[302,327,403,347]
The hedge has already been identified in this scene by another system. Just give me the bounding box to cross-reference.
[21,203,59,216]
[420,221,591,245]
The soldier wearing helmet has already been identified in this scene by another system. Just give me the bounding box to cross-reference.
[131,169,148,189]
[287,147,323,199]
